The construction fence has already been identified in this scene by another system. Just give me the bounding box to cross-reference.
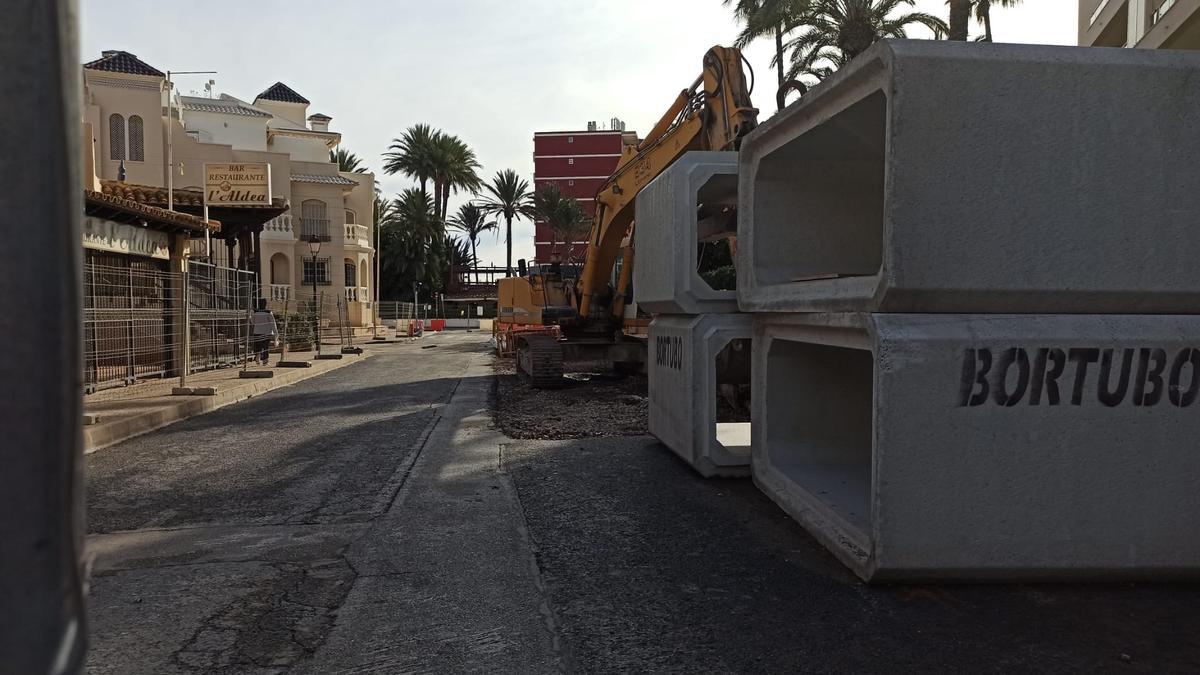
[83,258,360,394]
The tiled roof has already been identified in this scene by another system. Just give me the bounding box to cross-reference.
[256,82,310,104]
[290,173,359,186]
[85,189,217,233]
[83,50,164,77]
[180,96,271,118]
[101,180,205,207]
[307,112,332,120]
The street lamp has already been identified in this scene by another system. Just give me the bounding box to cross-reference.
[308,235,322,356]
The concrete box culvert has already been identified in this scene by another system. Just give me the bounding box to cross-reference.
[634,152,741,315]
[737,40,1200,314]
[753,312,1200,582]
[649,314,754,478]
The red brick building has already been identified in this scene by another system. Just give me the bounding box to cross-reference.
[532,123,638,264]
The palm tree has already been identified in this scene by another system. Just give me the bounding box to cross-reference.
[444,235,476,290]
[972,0,1021,42]
[378,188,446,299]
[725,0,812,109]
[530,184,590,263]
[429,133,482,223]
[383,124,439,197]
[331,147,367,173]
[478,169,534,276]
[948,0,971,40]
[783,0,947,84]
[448,203,497,283]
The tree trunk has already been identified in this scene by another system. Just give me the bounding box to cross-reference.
[419,177,428,197]
[775,23,785,111]
[505,214,513,277]
[441,189,450,224]
[949,0,971,41]
[471,239,478,284]
[983,6,993,42]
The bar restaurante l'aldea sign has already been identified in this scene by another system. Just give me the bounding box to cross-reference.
[204,163,272,206]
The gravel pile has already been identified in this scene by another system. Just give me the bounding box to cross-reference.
[492,357,648,439]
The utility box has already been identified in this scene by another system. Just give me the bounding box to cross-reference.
[754,312,1200,582]
[649,314,754,477]
[635,152,740,315]
[737,40,1200,314]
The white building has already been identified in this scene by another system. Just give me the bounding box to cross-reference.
[81,51,377,326]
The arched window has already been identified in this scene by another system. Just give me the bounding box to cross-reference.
[344,209,356,224]
[344,260,357,287]
[128,115,144,161]
[108,113,125,160]
[301,200,329,240]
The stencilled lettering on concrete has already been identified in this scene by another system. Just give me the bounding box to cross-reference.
[960,347,1200,408]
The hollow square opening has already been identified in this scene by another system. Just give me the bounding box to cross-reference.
[766,338,873,537]
[695,173,739,293]
[752,91,886,286]
[713,337,752,458]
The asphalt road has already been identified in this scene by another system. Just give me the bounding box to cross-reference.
[85,330,1200,674]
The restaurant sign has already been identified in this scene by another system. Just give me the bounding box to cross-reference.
[204,162,272,206]
[83,217,171,259]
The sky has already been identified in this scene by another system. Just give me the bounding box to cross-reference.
[81,0,1078,267]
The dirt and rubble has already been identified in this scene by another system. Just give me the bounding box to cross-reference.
[492,357,649,439]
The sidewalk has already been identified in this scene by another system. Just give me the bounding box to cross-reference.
[83,345,375,453]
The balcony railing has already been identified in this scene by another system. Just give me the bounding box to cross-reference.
[300,217,331,242]
[269,284,290,301]
[344,223,371,246]
[345,286,369,302]
[264,215,293,235]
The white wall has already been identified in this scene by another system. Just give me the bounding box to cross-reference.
[183,109,268,151]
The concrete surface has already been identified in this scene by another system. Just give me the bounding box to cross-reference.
[635,151,741,315]
[737,40,1200,314]
[648,314,754,477]
[83,349,368,453]
[755,312,1200,581]
[85,333,560,673]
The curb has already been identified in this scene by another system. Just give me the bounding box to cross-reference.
[84,353,372,454]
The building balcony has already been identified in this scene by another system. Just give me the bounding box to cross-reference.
[345,286,369,302]
[300,217,331,242]
[269,284,291,301]
[263,215,293,238]
[344,223,371,247]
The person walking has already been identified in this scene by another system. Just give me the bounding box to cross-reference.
[249,299,279,365]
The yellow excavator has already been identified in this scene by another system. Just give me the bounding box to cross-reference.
[497,45,759,386]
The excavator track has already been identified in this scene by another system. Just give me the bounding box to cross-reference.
[516,335,564,388]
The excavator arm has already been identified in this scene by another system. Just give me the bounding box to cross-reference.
[575,45,759,320]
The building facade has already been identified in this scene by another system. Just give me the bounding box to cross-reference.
[81,51,377,326]
[1080,0,1200,48]
[531,122,638,264]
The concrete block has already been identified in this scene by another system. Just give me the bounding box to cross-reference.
[276,360,312,368]
[170,387,193,396]
[649,314,754,477]
[737,41,1200,314]
[190,386,219,396]
[238,370,274,379]
[315,354,344,360]
[754,312,1200,582]
[634,152,740,315]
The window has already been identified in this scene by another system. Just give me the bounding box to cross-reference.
[302,258,331,285]
[344,209,356,224]
[108,113,125,160]
[344,261,357,287]
[128,115,144,161]
[301,200,330,241]
[568,158,575,165]
[568,136,574,143]
[568,180,575,187]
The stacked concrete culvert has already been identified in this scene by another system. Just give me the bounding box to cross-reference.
[736,40,1200,582]
[636,153,755,477]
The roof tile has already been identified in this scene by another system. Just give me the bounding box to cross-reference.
[256,82,310,104]
[83,50,164,77]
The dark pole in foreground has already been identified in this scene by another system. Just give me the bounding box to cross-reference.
[308,236,322,356]
[0,0,88,672]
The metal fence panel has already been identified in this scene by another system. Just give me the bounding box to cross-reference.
[83,258,181,393]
